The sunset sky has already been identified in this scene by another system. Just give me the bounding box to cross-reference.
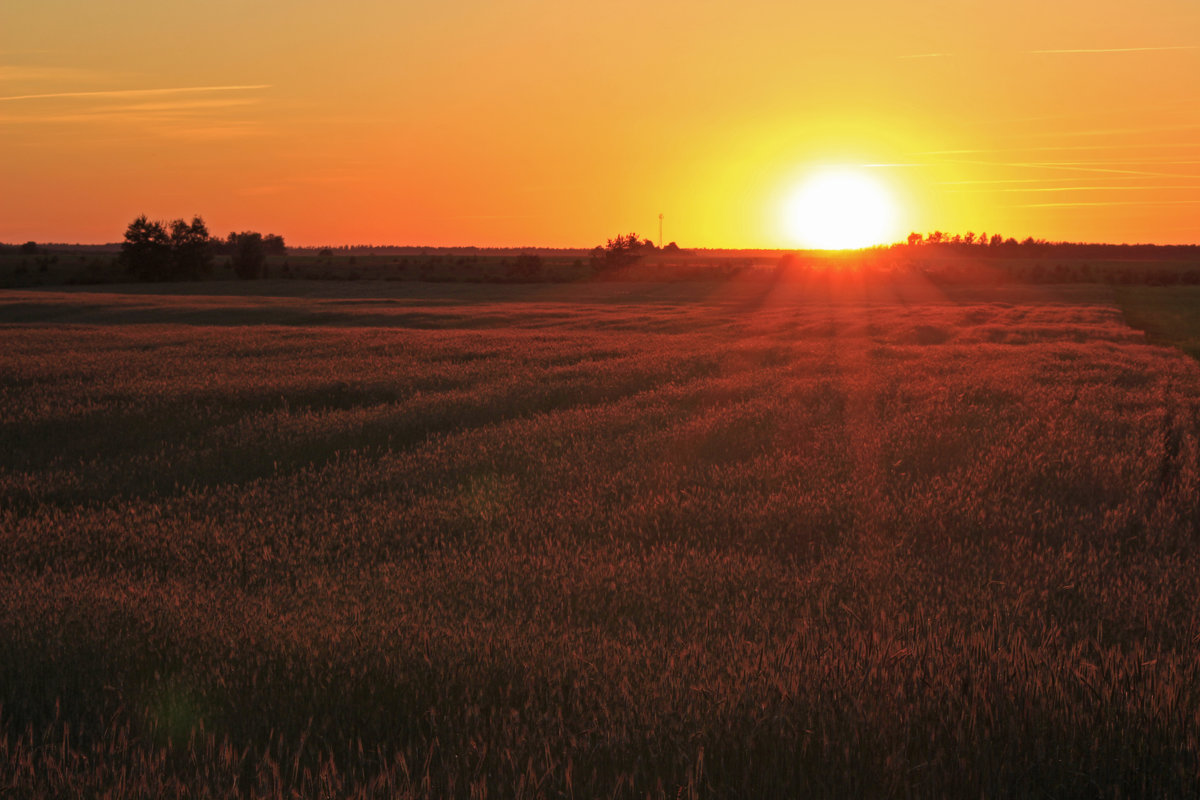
[2,0,1198,247]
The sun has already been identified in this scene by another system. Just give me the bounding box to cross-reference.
[782,169,898,250]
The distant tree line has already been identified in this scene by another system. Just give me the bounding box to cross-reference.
[903,231,1065,251]
[899,232,1200,260]
[0,241,67,256]
[591,233,684,268]
[119,215,286,281]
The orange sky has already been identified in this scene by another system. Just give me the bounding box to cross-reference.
[2,1,1198,247]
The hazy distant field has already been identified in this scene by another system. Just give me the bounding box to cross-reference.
[2,280,1199,798]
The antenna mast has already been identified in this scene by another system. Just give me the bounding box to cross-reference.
[658,213,664,249]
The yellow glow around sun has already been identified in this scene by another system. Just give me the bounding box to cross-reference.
[783,169,898,249]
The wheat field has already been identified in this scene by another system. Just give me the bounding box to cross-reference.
[2,280,1198,798]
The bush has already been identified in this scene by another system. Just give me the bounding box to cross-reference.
[120,216,173,281]
[229,232,266,280]
[120,215,213,281]
[169,217,213,279]
[594,233,655,269]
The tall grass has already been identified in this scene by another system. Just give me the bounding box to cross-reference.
[1,283,1198,797]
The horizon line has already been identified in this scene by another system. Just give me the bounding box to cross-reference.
[7,239,1200,250]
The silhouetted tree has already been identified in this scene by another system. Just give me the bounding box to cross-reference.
[169,216,212,279]
[906,232,924,246]
[263,234,286,256]
[596,233,653,268]
[229,232,266,279]
[20,241,39,255]
[120,215,172,280]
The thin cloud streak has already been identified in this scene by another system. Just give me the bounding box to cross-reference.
[1031,46,1198,54]
[1034,160,1200,167]
[1014,199,1200,208]
[940,178,1175,186]
[897,46,1196,61]
[934,158,1200,180]
[920,143,1200,156]
[949,185,1200,193]
[0,111,268,139]
[892,157,1200,180]
[164,123,267,141]
[0,65,106,82]
[107,98,260,112]
[0,98,262,125]
[0,84,270,102]
[1008,163,1200,179]
[1021,123,1200,139]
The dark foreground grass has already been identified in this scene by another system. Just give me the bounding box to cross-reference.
[2,280,1200,798]
[1117,286,1200,361]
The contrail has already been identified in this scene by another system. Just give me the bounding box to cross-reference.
[0,84,270,102]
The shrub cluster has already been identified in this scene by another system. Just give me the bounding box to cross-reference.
[119,216,286,281]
